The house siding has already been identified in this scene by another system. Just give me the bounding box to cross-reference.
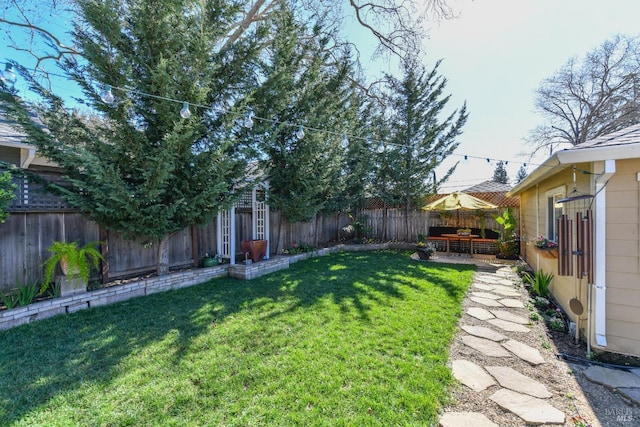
[603,159,640,355]
[519,158,640,356]
[519,165,592,344]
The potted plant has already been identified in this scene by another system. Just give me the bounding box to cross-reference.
[492,208,519,259]
[416,236,436,260]
[42,241,103,295]
[531,236,559,258]
[201,253,221,267]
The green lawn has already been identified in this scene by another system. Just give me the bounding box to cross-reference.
[0,250,475,426]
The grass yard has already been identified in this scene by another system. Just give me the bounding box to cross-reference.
[0,250,475,426]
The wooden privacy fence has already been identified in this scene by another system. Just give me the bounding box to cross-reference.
[0,207,515,291]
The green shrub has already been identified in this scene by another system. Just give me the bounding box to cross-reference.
[523,269,554,298]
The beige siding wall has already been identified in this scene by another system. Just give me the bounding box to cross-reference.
[519,164,592,345]
[603,159,640,355]
[520,159,640,356]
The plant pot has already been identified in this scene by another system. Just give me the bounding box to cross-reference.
[240,239,267,263]
[535,247,558,259]
[202,258,219,267]
[416,248,433,260]
[60,256,80,276]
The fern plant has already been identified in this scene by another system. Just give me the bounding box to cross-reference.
[41,241,104,295]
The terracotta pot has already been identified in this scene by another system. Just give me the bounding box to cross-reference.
[240,240,267,263]
[60,256,80,276]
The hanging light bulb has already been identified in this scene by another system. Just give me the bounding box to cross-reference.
[377,142,385,153]
[100,85,115,104]
[341,133,349,148]
[295,125,305,140]
[180,102,191,119]
[463,155,470,164]
[243,112,254,129]
[0,63,17,84]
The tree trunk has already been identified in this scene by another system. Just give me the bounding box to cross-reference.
[157,236,170,276]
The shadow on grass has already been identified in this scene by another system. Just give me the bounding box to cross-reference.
[0,250,475,423]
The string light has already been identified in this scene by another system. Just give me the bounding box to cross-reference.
[243,111,254,129]
[8,64,547,171]
[100,85,115,104]
[295,125,305,140]
[341,133,349,148]
[179,102,191,119]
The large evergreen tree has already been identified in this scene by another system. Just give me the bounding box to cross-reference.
[0,170,16,223]
[246,5,358,246]
[374,57,467,235]
[514,164,528,184]
[0,0,263,275]
[492,161,509,184]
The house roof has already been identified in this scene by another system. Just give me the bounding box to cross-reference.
[0,108,31,149]
[464,180,512,193]
[509,123,640,196]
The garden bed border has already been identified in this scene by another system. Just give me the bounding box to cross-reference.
[0,243,415,331]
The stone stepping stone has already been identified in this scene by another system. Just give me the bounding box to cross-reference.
[475,275,501,284]
[473,283,495,291]
[486,319,530,333]
[461,335,512,358]
[488,286,520,297]
[460,325,507,342]
[467,307,495,321]
[439,412,498,427]
[583,366,640,388]
[498,278,515,287]
[498,298,525,308]
[501,339,546,365]
[489,310,529,325]
[470,297,504,307]
[485,366,552,398]
[489,389,565,425]
[471,291,501,300]
[496,267,514,275]
[451,360,496,392]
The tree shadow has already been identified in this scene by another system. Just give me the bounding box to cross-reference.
[0,250,475,423]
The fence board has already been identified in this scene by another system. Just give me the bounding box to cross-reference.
[0,207,518,291]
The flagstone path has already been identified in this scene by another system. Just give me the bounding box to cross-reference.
[429,254,640,426]
[437,259,567,426]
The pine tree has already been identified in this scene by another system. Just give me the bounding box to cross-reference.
[374,57,467,233]
[0,0,263,275]
[0,170,16,223]
[246,5,358,245]
[492,161,509,184]
[515,164,528,184]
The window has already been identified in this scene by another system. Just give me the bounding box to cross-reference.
[546,187,565,242]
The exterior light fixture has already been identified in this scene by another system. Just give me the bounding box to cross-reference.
[295,125,305,140]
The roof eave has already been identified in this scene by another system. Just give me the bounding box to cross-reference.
[507,154,563,196]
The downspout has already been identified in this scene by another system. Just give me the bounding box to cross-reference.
[593,159,615,347]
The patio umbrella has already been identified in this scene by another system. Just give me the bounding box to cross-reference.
[422,191,497,211]
[422,191,497,227]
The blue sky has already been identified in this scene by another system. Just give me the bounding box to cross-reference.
[415,0,640,192]
[4,1,640,193]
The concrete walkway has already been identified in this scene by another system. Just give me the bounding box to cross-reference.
[429,253,640,426]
